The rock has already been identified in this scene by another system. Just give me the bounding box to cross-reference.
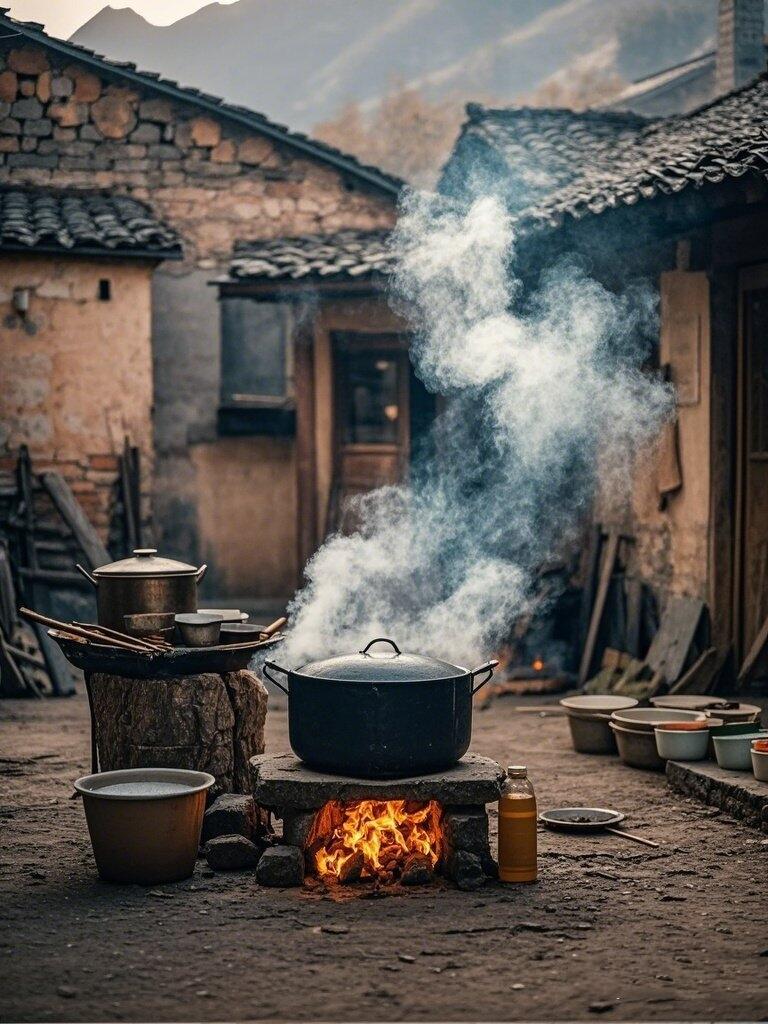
[49,101,88,128]
[281,809,315,848]
[130,123,161,144]
[11,97,43,119]
[0,70,17,103]
[211,138,236,163]
[91,93,137,140]
[50,76,73,99]
[190,116,221,147]
[204,834,261,872]
[56,985,77,999]
[448,850,485,891]
[23,119,52,137]
[401,853,434,886]
[256,845,304,887]
[202,793,258,844]
[139,98,174,123]
[8,48,49,75]
[321,923,349,934]
[238,136,273,165]
[588,1002,614,1014]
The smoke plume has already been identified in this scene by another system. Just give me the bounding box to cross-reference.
[282,192,671,668]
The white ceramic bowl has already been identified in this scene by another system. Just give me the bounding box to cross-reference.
[611,708,707,733]
[750,743,768,783]
[654,725,710,761]
[712,732,768,771]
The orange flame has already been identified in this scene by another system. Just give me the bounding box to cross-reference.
[532,658,544,672]
[308,799,443,883]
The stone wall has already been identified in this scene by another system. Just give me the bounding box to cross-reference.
[0,254,154,538]
[0,41,398,596]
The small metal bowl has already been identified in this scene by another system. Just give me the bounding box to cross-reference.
[219,622,265,644]
[124,612,176,638]
[174,613,221,648]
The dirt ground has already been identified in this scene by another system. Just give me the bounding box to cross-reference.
[1,687,767,1023]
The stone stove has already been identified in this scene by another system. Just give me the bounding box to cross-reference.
[249,753,504,890]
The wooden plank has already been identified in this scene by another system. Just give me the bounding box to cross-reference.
[737,611,768,686]
[624,576,643,658]
[16,445,38,571]
[17,567,92,589]
[669,647,721,694]
[294,317,318,578]
[40,471,109,569]
[578,525,602,652]
[120,437,138,552]
[578,529,620,686]
[645,595,705,685]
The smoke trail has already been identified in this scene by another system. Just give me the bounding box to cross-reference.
[283,192,671,668]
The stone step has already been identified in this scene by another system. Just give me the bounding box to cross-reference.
[666,759,768,832]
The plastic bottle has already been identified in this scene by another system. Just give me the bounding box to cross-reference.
[497,765,537,883]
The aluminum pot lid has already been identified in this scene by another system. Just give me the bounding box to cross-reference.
[93,548,199,578]
[299,637,465,682]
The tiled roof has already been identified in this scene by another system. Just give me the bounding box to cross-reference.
[0,9,403,198]
[228,231,393,281]
[0,187,181,257]
[521,73,768,232]
[439,104,649,214]
[442,74,768,235]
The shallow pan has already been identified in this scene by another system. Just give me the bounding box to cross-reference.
[611,708,707,732]
[539,807,625,831]
[50,630,282,678]
[74,767,214,884]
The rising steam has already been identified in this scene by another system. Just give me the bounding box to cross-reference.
[282,192,671,668]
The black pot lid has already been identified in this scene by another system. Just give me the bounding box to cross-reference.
[300,637,464,682]
[93,548,199,578]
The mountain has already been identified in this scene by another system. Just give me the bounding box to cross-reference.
[72,0,720,132]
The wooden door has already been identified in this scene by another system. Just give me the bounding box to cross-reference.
[736,266,768,660]
[330,332,410,530]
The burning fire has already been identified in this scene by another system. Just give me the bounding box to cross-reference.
[532,658,544,672]
[308,799,442,884]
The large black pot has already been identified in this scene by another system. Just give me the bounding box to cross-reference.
[262,638,498,779]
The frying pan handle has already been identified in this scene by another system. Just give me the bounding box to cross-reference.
[361,637,402,656]
[75,563,97,587]
[470,659,499,695]
[195,563,208,584]
[262,660,289,694]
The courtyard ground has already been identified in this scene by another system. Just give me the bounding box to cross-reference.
[1,686,767,1023]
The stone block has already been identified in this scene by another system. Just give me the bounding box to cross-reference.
[49,101,88,128]
[211,138,236,162]
[666,760,768,829]
[281,809,315,848]
[53,127,76,141]
[0,71,17,103]
[448,850,485,891]
[91,94,137,139]
[238,136,273,165]
[190,116,220,147]
[11,97,43,120]
[65,66,101,103]
[139,98,174,123]
[78,124,101,141]
[256,845,304,887]
[50,76,73,99]
[21,136,37,153]
[0,137,19,153]
[147,144,181,161]
[7,152,57,169]
[204,834,261,871]
[35,71,51,103]
[130,122,161,144]
[7,48,49,75]
[22,118,52,137]
[202,793,258,844]
[251,753,505,810]
[19,79,35,98]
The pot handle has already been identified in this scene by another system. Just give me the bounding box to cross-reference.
[262,660,289,695]
[361,637,401,656]
[75,563,97,587]
[195,563,208,584]
[470,659,499,695]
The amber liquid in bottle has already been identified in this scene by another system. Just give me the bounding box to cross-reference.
[498,765,537,883]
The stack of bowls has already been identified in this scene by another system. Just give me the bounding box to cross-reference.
[559,695,638,754]
[610,708,707,771]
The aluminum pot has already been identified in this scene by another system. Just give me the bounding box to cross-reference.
[263,637,498,779]
[77,548,207,632]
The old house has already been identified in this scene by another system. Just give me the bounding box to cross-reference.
[0,10,401,603]
[441,70,768,676]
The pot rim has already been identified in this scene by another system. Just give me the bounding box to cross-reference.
[92,547,201,578]
[74,767,215,801]
[287,665,471,684]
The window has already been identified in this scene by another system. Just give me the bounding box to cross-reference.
[218,297,295,435]
[339,350,400,444]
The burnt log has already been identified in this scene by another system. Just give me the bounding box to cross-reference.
[88,669,268,797]
[401,852,434,886]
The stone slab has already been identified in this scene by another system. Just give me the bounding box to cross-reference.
[666,759,768,831]
[250,752,505,810]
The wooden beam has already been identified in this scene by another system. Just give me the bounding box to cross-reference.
[578,529,620,686]
[645,595,705,685]
[40,471,109,569]
[737,612,768,687]
[294,316,318,580]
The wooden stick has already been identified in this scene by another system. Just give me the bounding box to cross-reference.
[261,616,287,638]
[605,827,660,848]
[579,529,620,685]
[72,621,166,652]
[19,608,152,654]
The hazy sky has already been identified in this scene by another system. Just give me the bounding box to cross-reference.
[5,1,239,39]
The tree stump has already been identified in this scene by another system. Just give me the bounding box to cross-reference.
[88,670,268,796]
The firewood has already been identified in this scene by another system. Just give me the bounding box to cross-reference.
[338,850,364,884]
[401,852,434,886]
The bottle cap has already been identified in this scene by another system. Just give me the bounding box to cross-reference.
[507,765,527,777]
